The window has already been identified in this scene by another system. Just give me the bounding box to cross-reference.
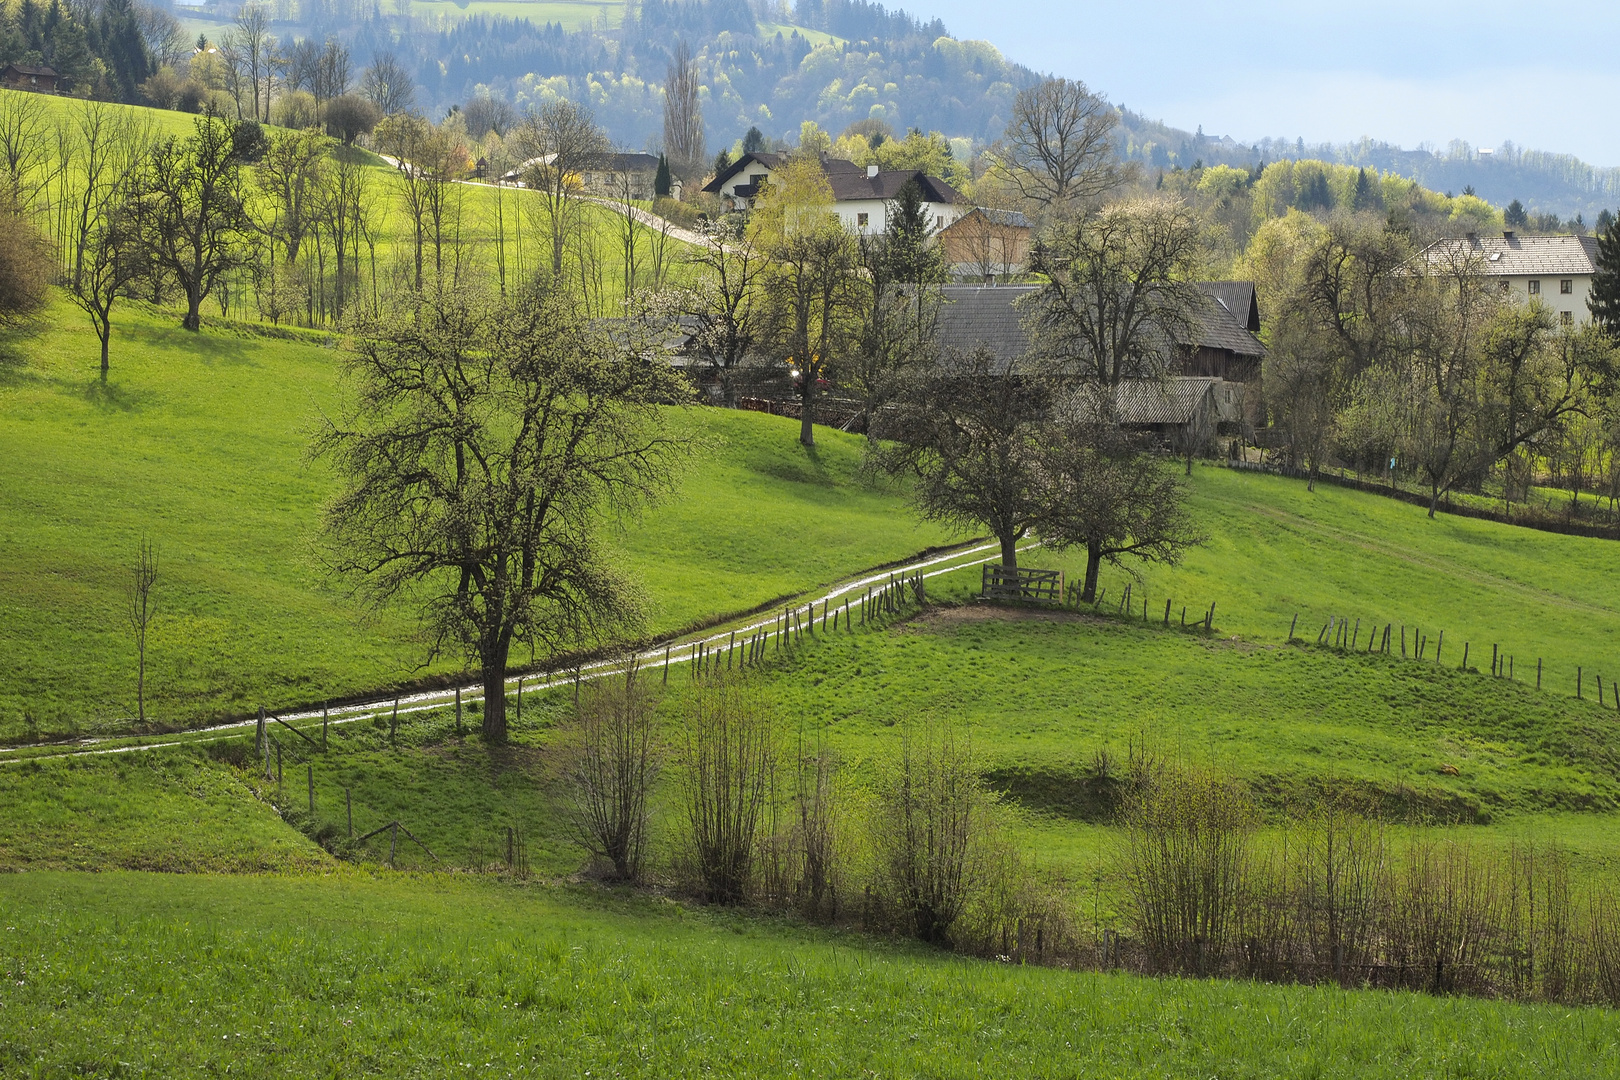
[857,212,869,227]
[1562,310,1574,326]
[1561,279,1573,294]
[1528,279,1541,295]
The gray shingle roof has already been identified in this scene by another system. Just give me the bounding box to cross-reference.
[936,284,1265,362]
[1420,234,1598,276]
[1196,281,1261,332]
[1188,289,1266,358]
[703,151,960,204]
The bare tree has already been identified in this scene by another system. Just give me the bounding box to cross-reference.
[232,4,273,121]
[130,110,253,331]
[64,104,149,378]
[662,40,705,180]
[680,216,767,404]
[874,347,1049,571]
[135,2,191,68]
[995,77,1129,216]
[361,52,415,117]
[256,126,332,270]
[374,113,469,288]
[514,99,609,279]
[127,536,158,725]
[315,286,692,744]
[1025,197,1203,387]
[313,39,352,106]
[562,664,660,881]
[678,675,778,904]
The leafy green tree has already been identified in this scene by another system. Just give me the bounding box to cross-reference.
[1589,217,1620,335]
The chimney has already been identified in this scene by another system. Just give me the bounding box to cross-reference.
[1466,231,1479,243]
[1503,230,1515,241]
[867,164,879,179]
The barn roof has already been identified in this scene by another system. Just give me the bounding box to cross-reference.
[1115,377,1220,426]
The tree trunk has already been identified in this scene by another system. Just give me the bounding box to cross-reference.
[480,640,511,743]
[183,285,202,331]
[1081,540,1102,603]
[98,313,111,381]
[799,377,815,447]
[1000,532,1019,573]
[1428,485,1440,519]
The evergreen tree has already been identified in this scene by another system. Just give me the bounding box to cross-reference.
[1589,218,1620,336]
[654,153,671,197]
[1505,199,1529,228]
[742,126,766,153]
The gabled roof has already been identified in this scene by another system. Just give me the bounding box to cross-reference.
[1419,234,1599,276]
[1196,281,1260,333]
[704,151,961,205]
[1188,288,1265,357]
[3,63,58,78]
[939,207,1032,233]
[935,283,1265,363]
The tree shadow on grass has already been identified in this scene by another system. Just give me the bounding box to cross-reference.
[81,377,141,412]
[120,322,262,368]
[0,335,43,388]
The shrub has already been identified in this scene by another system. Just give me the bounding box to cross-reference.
[0,205,51,327]
[676,675,777,904]
[560,665,660,882]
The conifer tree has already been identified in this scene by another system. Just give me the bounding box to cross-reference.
[1589,218,1620,335]
[654,153,672,197]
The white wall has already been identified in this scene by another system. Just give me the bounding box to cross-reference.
[1498,273,1593,325]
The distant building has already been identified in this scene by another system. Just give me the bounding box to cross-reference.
[1,64,59,93]
[500,152,663,200]
[702,151,965,235]
[938,207,1032,281]
[1418,232,1598,326]
[932,283,1265,437]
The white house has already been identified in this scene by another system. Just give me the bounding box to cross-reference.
[1418,232,1599,326]
[702,151,965,235]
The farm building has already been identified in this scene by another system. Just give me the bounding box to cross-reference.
[702,151,965,236]
[1,64,59,93]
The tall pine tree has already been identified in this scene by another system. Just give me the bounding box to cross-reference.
[1590,218,1620,335]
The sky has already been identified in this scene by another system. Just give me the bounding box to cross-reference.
[914,0,1620,166]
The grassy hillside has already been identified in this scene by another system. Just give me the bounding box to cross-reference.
[0,301,948,740]
[1007,464,1620,696]
[2,871,1614,1079]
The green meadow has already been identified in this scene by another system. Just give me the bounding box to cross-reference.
[2,871,1615,1079]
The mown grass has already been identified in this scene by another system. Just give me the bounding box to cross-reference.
[0,300,948,739]
[1,871,1615,1079]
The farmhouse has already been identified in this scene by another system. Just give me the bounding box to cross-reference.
[0,63,59,93]
[702,151,965,235]
[1418,232,1598,326]
[932,283,1264,438]
[938,207,1033,281]
[500,152,663,200]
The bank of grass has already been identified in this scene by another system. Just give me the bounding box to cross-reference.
[1,870,1615,1079]
[0,300,947,739]
[1004,462,1620,691]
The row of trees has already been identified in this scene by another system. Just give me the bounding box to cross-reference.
[1255,211,1618,515]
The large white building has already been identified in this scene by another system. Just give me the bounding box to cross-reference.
[702,151,965,236]
[1419,232,1599,326]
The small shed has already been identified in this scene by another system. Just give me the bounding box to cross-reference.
[1,64,59,93]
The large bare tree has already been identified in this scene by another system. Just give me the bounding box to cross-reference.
[995,77,1129,216]
[680,216,768,405]
[63,103,149,378]
[662,40,705,180]
[315,286,692,744]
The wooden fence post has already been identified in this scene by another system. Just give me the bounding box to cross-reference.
[275,739,282,786]
[663,646,670,685]
[1537,657,1542,689]
[516,677,523,725]
[1435,630,1442,663]
[1461,643,1468,670]
[455,686,463,735]
[1288,614,1297,641]
[389,821,398,868]
[322,704,328,750]
[1578,666,1582,699]
[1163,598,1171,627]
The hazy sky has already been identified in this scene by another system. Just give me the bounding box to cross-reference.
[915,0,1619,166]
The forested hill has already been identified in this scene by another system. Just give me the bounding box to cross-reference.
[340,0,1037,150]
[1119,112,1619,224]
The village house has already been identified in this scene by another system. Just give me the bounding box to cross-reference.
[937,207,1033,281]
[702,151,965,235]
[0,63,59,93]
[1418,232,1599,326]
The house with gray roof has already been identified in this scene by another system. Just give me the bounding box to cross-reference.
[702,151,965,236]
[1418,232,1599,326]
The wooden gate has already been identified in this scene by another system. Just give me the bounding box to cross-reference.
[981,565,1063,604]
